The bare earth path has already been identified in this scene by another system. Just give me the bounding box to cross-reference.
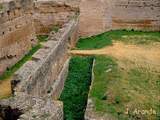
[69,42,160,71]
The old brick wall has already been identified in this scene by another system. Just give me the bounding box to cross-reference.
[0,0,37,75]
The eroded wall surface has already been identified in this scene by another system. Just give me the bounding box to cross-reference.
[34,0,79,35]
[111,0,160,31]
[79,0,160,37]
[0,19,79,120]
[0,0,79,75]
[0,0,79,119]
[0,0,37,75]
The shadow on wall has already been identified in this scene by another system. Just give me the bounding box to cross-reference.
[0,105,23,120]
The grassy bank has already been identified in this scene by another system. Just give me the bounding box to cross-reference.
[60,56,93,120]
[89,56,160,120]
[75,30,160,119]
[0,35,48,80]
[76,30,160,50]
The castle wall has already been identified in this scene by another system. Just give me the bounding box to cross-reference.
[0,0,79,75]
[34,0,79,35]
[0,18,78,120]
[79,0,160,37]
[0,0,37,75]
[110,0,160,31]
[12,19,79,98]
[78,0,107,37]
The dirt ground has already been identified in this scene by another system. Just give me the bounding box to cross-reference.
[69,42,160,71]
[0,78,11,99]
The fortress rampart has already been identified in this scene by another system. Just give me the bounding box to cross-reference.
[0,0,79,119]
[79,0,160,37]
[0,0,36,75]
[34,0,79,35]
[0,0,79,75]
[0,18,79,120]
[110,0,160,31]
[0,0,159,119]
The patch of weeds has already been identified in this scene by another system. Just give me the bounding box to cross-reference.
[0,4,3,11]
[60,56,93,120]
[37,35,48,42]
[52,25,60,33]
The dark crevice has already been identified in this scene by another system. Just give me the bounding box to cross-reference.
[0,105,23,120]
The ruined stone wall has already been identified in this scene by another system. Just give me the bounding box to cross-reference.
[0,19,79,120]
[34,0,79,35]
[0,1,79,119]
[0,0,37,75]
[11,19,78,98]
[0,0,79,76]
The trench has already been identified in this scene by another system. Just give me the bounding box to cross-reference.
[60,56,94,120]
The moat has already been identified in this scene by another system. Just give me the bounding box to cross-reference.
[0,0,160,120]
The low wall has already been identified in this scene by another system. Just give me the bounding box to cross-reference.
[0,18,79,120]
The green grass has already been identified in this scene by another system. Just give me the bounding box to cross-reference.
[76,33,112,50]
[89,56,160,120]
[52,25,60,33]
[76,30,160,50]
[0,35,49,80]
[37,35,48,42]
[0,4,3,11]
[106,30,160,45]
[60,56,93,120]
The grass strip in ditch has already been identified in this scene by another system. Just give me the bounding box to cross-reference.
[60,56,93,120]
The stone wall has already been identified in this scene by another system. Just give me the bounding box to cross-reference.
[0,0,37,75]
[12,19,78,98]
[0,18,79,120]
[78,0,107,37]
[34,0,79,35]
[110,0,160,31]
[0,0,79,119]
[79,0,160,37]
[0,0,79,75]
